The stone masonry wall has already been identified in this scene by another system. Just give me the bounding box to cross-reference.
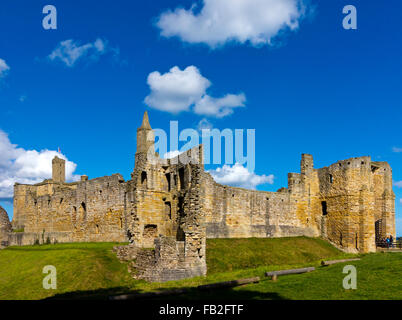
[308,156,395,253]
[202,172,316,239]
[11,174,128,245]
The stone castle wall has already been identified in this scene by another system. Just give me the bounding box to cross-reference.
[7,113,396,253]
[3,112,396,280]
[304,156,395,253]
[202,172,316,239]
[11,174,127,245]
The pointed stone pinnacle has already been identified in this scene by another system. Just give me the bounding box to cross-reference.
[140,111,152,130]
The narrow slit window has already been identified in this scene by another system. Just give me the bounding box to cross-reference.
[321,201,328,216]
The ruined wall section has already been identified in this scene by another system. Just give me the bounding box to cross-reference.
[125,110,177,247]
[124,145,207,282]
[127,159,178,248]
[128,150,178,247]
[12,181,67,230]
[202,171,316,239]
[0,206,12,244]
[371,161,395,239]
[69,174,127,242]
[180,158,207,277]
[313,156,390,253]
[127,144,203,248]
[10,174,128,245]
[298,154,321,234]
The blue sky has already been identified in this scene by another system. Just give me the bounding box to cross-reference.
[0,0,401,235]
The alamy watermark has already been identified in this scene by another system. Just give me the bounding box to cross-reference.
[145,121,256,172]
[42,5,57,30]
[342,265,357,290]
[43,265,57,289]
[343,5,357,30]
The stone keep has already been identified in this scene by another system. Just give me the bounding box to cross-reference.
[52,156,66,183]
[7,112,396,280]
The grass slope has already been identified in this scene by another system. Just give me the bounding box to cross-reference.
[206,237,346,274]
[0,243,134,300]
[183,252,402,300]
[0,237,400,300]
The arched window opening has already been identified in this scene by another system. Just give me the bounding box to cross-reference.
[141,171,147,186]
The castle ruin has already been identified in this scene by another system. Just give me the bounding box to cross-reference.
[0,112,396,281]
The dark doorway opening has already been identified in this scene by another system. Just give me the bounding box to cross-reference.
[79,202,87,221]
[176,196,185,241]
[143,224,158,248]
[141,171,147,186]
[178,168,185,190]
[321,201,328,216]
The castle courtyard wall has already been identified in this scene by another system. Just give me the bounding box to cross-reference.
[202,173,316,239]
[10,174,128,245]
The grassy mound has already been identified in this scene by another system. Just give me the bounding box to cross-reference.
[0,243,135,300]
[1,237,400,300]
[206,237,346,274]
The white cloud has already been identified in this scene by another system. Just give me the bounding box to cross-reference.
[197,118,213,131]
[157,0,308,48]
[163,150,181,159]
[392,147,402,153]
[194,93,246,118]
[145,66,210,113]
[0,58,10,77]
[0,130,79,199]
[145,66,246,117]
[208,163,274,190]
[48,38,111,67]
[400,199,402,204]
[393,181,402,188]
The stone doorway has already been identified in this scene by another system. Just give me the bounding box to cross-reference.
[143,224,158,248]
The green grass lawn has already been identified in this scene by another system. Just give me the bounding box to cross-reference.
[0,237,401,300]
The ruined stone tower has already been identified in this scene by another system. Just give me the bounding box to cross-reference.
[52,156,65,183]
[121,112,207,281]
[135,111,155,165]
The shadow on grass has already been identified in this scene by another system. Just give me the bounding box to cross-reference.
[44,285,285,301]
[45,287,137,300]
[161,289,285,301]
